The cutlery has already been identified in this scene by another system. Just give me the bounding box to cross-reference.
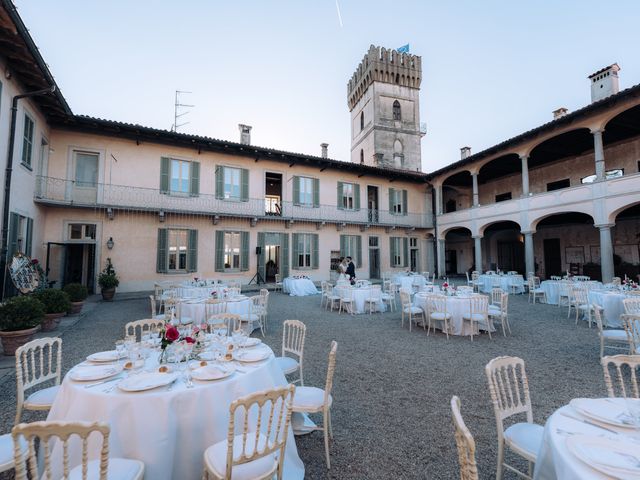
[84,376,122,389]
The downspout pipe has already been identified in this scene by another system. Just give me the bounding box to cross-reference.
[0,86,56,299]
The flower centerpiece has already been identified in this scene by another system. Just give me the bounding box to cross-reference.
[622,277,638,291]
[442,281,450,295]
[158,317,197,363]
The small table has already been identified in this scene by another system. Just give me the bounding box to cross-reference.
[179,297,254,331]
[478,274,525,294]
[333,286,386,314]
[413,293,494,336]
[282,277,318,296]
[588,290,627,328]
[392,274,426,291]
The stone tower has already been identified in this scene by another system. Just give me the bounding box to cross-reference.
[348,45,424,171]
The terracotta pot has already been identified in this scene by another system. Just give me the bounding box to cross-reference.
[101,288,116,301]
[69,301,84,315]
[42,312,64,332]
[0,325,40,356]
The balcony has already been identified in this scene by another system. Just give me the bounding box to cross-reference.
[35,176,433,229]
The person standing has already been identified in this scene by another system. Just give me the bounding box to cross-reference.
[346,256,356,284]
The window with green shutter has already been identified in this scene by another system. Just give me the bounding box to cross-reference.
[8,213,20,257]
[294,176,317,207]
[160,157,170,194]
[338,182,361,210]
[215,231,225,272]
[158,229,193,272]
[389,188,407,215]
[216,166,248,201]
[292,233,317,269]
[390,237,407,267]
[280,233,289,278]
[7,213,32,257]
[340,235,361,266]
[216,231,250,271]
[21,114,34,168]
[241,231,249,271]
[189,162,200,197]
[162,157,198,196]
[187,230,198,272]
[156,229,168,273]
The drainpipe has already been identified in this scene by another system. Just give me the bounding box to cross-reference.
[0,86,56,299]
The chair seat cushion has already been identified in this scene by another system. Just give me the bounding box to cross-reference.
[602,329,629,341]
[68,458,145,480]
[504,422,543,462]
[0,433,26,471]
[204,433,276,480]
[25,385,60,409]
[240,314,261,322]
[291,386,331,412]
[275,356,299,375]
[462,313,487,321]
[488,306,501,314]
[430,312,451,320]
[533,289,545,294]
[403,306,423,315]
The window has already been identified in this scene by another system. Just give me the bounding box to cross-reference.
[393,100,401,121]
[9,212,33,257]
[168,229,188,271]
[390,237,408,267]
[74,152,98,187]
[171,159,190,194]
[293,176,318,207]
[409,237,419,272]
[340,234,362,266]
[216,165,248,201]
[223,232,241,270]
[293,233,318,269]
[224,167,242,199]
[299,177,313,205]
[160,157,200,196]
[389,188,407,215]
[360,111,364,131]
[581,168,624,184]
[157,228,197,273]
[360,149,364,164]
[68,223,96,240]
[546,179,570,191]
[214,231,249,272]
[338,182,360,210]
[21,114,34,168]
[495,192,512,202]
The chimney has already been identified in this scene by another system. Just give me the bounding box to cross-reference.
[553,107,569,120]
[320,143,329,158]
[238,124,252,145]
[588,64,620,103]
[460,146,471,160]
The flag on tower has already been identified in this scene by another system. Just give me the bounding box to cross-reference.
[397,44,410,53]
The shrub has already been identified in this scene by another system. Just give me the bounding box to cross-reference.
[0,296,44,331]
[63,283,89,302]
[34,289,71,314]
[98,258,120,289]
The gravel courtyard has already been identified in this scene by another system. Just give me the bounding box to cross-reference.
[0,286,607,479]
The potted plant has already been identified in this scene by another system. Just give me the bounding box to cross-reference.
[98,258,119,301]
[0,296,44,355]
[63,283,89,314]
[34,289,71,331]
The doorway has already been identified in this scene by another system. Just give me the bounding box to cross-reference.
[367,186,378,223]
[368,236,380,279]
[543,238,562,278]
[63,243,96,291]
[409,238,420,272]
[258,232,289,281]
[445,249,457,274]
[497,241,525,273]
[265,172,282,216]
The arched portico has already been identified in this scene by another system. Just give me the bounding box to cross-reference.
[437,227,472,277]
[440,171,473,213]
[477,154,521,204]
[480,221,524,273]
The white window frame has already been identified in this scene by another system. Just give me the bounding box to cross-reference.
[167,229,188,272]
[21,112,35,168]
[224,231,241,271]
[73,151,99,188]
[341,182,355,210]
[391,190,404,215]
[299,177,314,206]
[297,233,312,268]
[68,223,97,242]
[170,158,190,194]
[392,237,404,267]
[223,166,242,200]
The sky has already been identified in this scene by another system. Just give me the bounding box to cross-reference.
[14,0,640,173]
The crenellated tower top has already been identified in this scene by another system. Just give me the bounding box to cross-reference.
[347,45,422,110]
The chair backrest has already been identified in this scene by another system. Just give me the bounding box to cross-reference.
[491,288,504,305]
[15,337,62,407]
[12,420,110,480]
[208,313,242,334]
[324,341,338,405]
[458,286,473,295]
[124,318,164,341]
[572,288,588,305]
[465,271,470,282]
[260,288,269,298]
[498,293,509,314]
[338,286,353,300]
[450,396,479,480]
[471,272,479,281]
[399,290,411,307]
[593,304,605,334]
[368,285,381,299]
[227,287,241,297]
[623,298,640,314]
[275,274,281,283]
[601,354,640,398]
[205,298,226,320]
[427,294,447,316]
[148,295,157,317]
[282,320,306,360]
[622,314,640,355]
[612,276,622,286]
[223,385,295,479]
[469,295,488,316]
[485,356,534,437]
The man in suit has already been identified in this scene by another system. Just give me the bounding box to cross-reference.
[346,256,356,284]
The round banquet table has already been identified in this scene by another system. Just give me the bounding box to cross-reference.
[478,274,525,294]
[587,290,627,328]
[46,349,304,480]
[392,274,426,291]
[179,297,253,326]
[533,398,640,480]
[178,285,227,298]
[540,280,603,305]
[332,286,386,314]
[282,277,318,296]
[412,293,494,336]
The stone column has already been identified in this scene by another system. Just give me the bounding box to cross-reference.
[437,238,446,279]
[592,129,605,182]
[520,155,530,196]
[472,173,479,207]
[425,237,435,274]
[598,224,615,283]
[523,231,535,276]
[435,185,443,215]
[473,236,482,272]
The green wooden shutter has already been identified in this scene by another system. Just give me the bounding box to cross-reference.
[356,235,362,266]
[390,237,397,267]
[389,188,395,214]
[291,233,300,268]
[292,176,300,205]
[160,157,170,194]
[240,231,250,271]
[215,231,225,272]
[241,168,249,202]
[280,233,289,278]
[337,182,344,210]
[189,161,200,197]
[313,178,320,207]
[187,229,198,272]
[312,234,319,269]
[340,235,346,257]
[25,217,33,257]
[156,228,168,273]
[354,184,361,211]
[257,232,265,280]
[8,213,19,257]
[215,166,224,199]
[403,238,409,267]
[402,189,408,216]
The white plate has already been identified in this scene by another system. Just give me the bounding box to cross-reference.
[570,398,638,428]
[567,434,640,478]
[234,348,270,363]
[69,364,122,381]
[118,372,177,392]
[191,364,235,381]
[240,338,262,348]
[86,350,122,363]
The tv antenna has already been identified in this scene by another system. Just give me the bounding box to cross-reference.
[171,90,194,132]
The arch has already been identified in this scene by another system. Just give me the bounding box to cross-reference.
[478,219,523,237]
[528,128,593,170]
[393,139,403,154]
[608,199,640,224]
[393,100,401,121]
[477,153,521,185]
[440,225,472,239]
[603,103,640,146]
[530,211,594,231]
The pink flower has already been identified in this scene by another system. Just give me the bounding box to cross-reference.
[184,336,195,344]
[165,326,180,342]
[443,282,449,288]
[31,259,39,265]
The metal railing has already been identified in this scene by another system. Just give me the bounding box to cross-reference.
[35,176,433,229]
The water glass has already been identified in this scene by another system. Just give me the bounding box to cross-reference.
[115,340,126,359]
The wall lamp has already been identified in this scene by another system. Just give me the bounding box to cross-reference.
[106,237,114,250]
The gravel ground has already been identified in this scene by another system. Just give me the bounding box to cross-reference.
[0,285,607,479]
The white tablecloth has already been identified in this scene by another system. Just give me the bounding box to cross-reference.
[392,274,426,291]
[179,297,252,325]
[47,353,304,480]
[283,277,318,296]
[413,294,494,336]
[478,274,525,294]
[333,286,386,314]
[540,281,603,305]
[588,290,626,328]
[179,285,228,298]
[534,399,639,480]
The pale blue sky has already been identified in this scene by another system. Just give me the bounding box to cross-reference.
[15,0,640,172]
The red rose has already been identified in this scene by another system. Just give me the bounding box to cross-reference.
[31,259,39,264]
[184,336,195,344]
[165,326,180,342]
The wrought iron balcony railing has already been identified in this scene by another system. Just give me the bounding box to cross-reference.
[35,176,433,229]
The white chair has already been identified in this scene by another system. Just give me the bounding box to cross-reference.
[338,287,354,315]
[426,294,451,338]
[381,281,397,312]
[527,277,546,304]
[490,288,504,307]
[204,298,226,322]
[291,341,337,469]
[400,290,424,332]
[274,273,283,292]
[149,295,166,320]
[15,338,62,425]
[165,299,194,325]
[623,297,640,315]
[485,356,543,480]
[593,306,630,358]
[623,314,640,354]
[208,313,242,335]
[489,293,511,337]
[325,285,341,312]
[275,320,306,385]
[248,294,267,336]
[124,318,164,341]
[238,296,263,335]
[320,281,329,307]
[451,396,479,480]
[572,288,600,327]
[465,271,473,287]
[557,281,571,310]
[462,295,491,341]
[364,285,382,315]
[12,420,144,480]
[203,385,295,480]
[601,354,640,398]
[0,432,26,475]
[471,272,482,293]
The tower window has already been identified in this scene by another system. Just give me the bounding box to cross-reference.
[393,100,401,121]
[360,149,364,164]
[360,112,364,131]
